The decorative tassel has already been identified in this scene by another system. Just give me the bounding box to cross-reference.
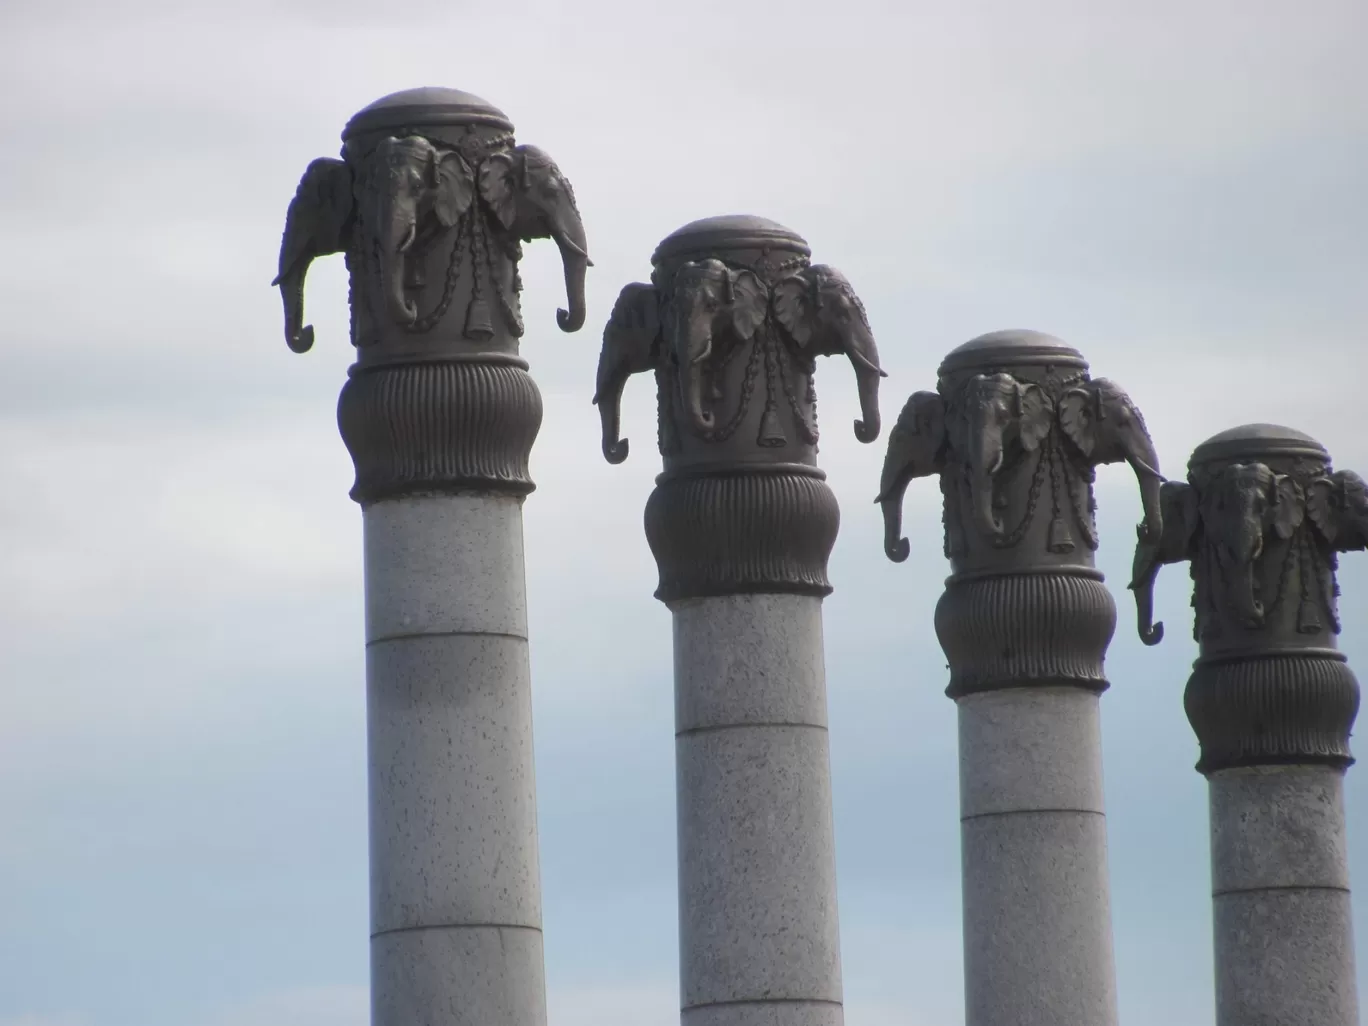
[757,405,787,447]
[464,296,494,340]
[1298,596,1324,633]
[1048,514,1076,553]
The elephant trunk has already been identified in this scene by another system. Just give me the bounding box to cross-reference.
[275,267,314,353]
[842,325,886,443]
[968,428,1005,538]
[593,363,630,464]
[875,450,913,562]
[1229,547,1265,626]
[379,196,419,327]
[676,311,716,434]
[552,215,592,333]
[853,362,883,443]
[1127,436,1165,542]
[685,357,715,433]
[1129,537,1166,646]
[879,496,910,563]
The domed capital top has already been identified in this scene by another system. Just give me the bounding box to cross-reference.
[342,86,514,139]
[1189,423,1329,468]
[938,329,1088,377]
[651,215,810,267]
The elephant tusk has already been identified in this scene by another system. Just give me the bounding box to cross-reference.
[397,223,417,253]
[555,235,592,262]
[1129,455,1164,479]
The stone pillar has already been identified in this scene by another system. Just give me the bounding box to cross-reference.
[594,216,888,1026]
[878,333,1165,1026]
[1131,424,1363,1026]
[272,87,591,1026]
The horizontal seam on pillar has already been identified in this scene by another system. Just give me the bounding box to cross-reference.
[366,629,529,647]
[676,721,829,738]
[371,922,543,940]
[684,998,843,1012]
[961,807,1105,823]
[1213,883,1352,898]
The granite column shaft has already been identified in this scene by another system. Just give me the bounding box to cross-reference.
[671,591,843,1026]
[1208,765,1356,1024]
[362,489,545,1025]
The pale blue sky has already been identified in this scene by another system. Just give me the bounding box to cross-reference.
[1,1,1366,1024]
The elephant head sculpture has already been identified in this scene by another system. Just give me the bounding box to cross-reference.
[772,264,887,443]
[1201,462,1304,628]
[667,259,768,434]
[1059,378,1164,542]
[372,135,476,328]
[1128,480,1201,645]
[961,372,1055,539]
[479,144,592,332]
[875,391,948,562]
[1307,469,1368,552]
[273,157,355,353]
[594,282,662,464]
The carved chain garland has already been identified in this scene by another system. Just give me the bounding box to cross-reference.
[347,130,524,346]
[651,251,837,454]
[878,362,1162,574]
[947,368,1097,554]
[1184,460,1361,640]
[596,238,884,471]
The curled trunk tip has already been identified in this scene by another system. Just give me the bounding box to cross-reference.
[555,235,590,333]
[854,417,880,444]
[879,494,910,563]
[287,325,315,354]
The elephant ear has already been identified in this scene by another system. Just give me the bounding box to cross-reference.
[729,269,768,341]
[273,156,354,286]
[1016,382,1055,452]
[772,271,814,347]
[594,282,662,464]
[595,281,661,399]
[1058,384,1097,458]
[272,156,354,353]
[1309,469,1368,550]
[478,150,518,229]
[875,390,947,502]
[432,149,475,228]
[1158,480,1201,557]
[1269,473,1306,540]
[1307,475,1340,545]
[1340,470,1368,549]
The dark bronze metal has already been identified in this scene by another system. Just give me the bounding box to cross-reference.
[879,330,1163,697]
[597,214,883,601]
[1130,424,1363,773]
[273,87,588,504]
